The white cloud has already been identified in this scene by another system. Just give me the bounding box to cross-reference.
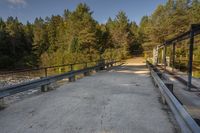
[7,0,27,6]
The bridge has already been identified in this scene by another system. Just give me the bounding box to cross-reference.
[0,58,178,133]
[0,25,200,133]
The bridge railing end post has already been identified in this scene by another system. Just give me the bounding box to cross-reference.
[69,76,76,82]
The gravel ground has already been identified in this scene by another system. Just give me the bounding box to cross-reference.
[0,76,40,88]
[0,58,177,133]
[0,76,41,105]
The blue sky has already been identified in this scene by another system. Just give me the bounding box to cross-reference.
[0,0,167,24]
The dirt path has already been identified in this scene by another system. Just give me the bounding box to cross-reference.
[0,58,176,133]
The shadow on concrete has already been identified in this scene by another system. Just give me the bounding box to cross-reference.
[109,65,149,75]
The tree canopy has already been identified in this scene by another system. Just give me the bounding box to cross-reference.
[1,1,200,69]
[140,0,200,50]
[0,3,142,69]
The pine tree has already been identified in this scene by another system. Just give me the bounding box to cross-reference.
[106,11,133,58]
[33,17,49,65]
[65,3,98,62]
[0,18,13,68]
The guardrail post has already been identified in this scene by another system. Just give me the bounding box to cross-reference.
[83,62,90,76]
[84,71,90,76]
[70,64,73,71]
[69,64,75,82]
[44,68,47,77]
[94,61,100,72]
[106,62,110,69]
[106,63,109,69]
[161,95,167,105]
[111,62,113,67]
[99,59,105,70]
[0,98,6,109]
[41,84,50,92]
[40,77,50,92]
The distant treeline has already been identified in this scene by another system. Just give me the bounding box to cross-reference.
[0,3,143,69]
[1,0,200,69]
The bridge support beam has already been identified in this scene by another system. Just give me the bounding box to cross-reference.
[153,46,158,65]
[172,43,176,72]
[187,26,194,91]
[163,46,167,71]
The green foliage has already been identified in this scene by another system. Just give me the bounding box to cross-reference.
[7,2,196,69]
[140,0,200,78]
[141,0,200,50]
[106,11,142,59]
[0,3,144,69]
[0,17,35,69]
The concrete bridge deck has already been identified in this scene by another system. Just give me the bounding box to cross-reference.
[0,58,176,133]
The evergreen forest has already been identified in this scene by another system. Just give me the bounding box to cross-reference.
[0,0,200,70]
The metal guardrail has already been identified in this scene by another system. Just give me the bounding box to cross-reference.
[0,60,107,76]
[158,66,199,89]
[0,60,122,99]
[146,61,200,133]
[158,24,200,90]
